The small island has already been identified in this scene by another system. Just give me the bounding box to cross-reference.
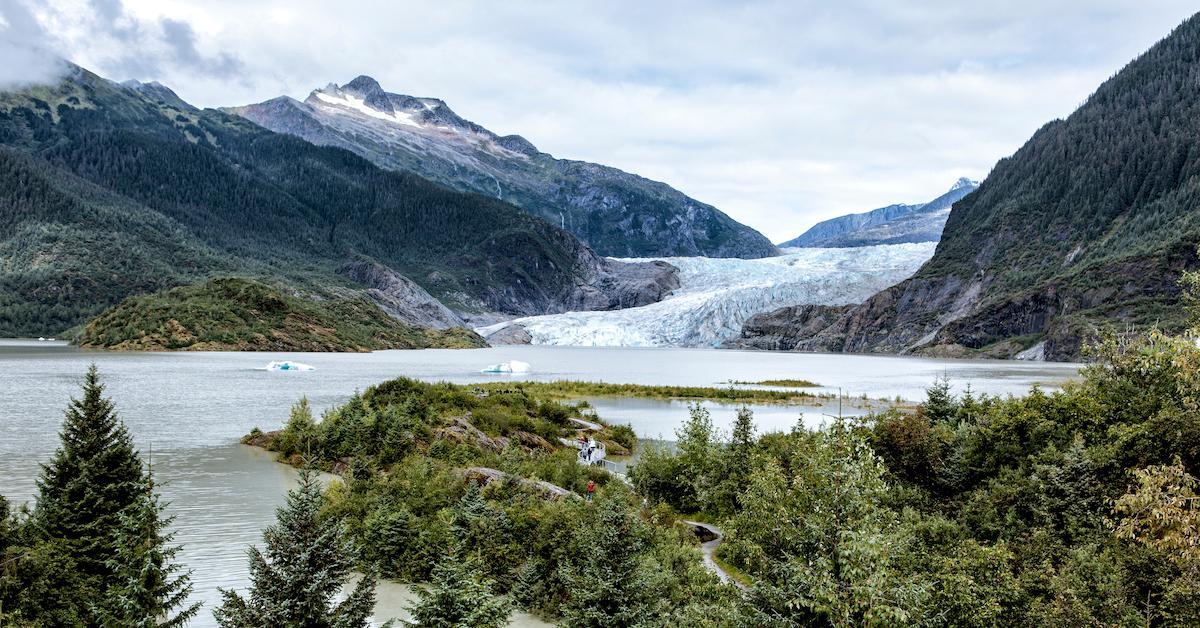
[75,277,485,352]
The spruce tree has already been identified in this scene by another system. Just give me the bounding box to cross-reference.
[923,375,956,423]
[449,482,489,548]
[405,549,511,628]
[558,496,662,626]
[719,407,757,513]
[35,365,146,579]
[363,506,415,579]
[213,469,377,627]
[94,473,201,627]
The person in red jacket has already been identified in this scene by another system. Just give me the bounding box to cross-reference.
[586,479,596,502]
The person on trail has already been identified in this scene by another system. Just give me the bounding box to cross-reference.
[586,479,596,502]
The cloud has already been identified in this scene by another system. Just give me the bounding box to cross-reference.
[9,1,1200,241]
[22,0,243,84]
[158,17,240,77]
[0,0,65,88]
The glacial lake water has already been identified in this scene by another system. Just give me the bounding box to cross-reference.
[0,341,1080,626]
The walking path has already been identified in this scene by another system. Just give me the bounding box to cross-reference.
[569,416,603,432]
[680,520,746,589]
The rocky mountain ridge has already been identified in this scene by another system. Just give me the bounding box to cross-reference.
[0,64,677,338]
[780,178,978,248]
[738,15,1200,360]
[227,76,778,258]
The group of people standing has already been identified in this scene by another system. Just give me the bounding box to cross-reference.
[577,435,602,502]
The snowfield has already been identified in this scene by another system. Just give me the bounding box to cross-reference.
[477,243,936,347]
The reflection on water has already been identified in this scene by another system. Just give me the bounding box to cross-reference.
[0,341,1080,626]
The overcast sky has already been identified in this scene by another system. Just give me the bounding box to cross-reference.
[3,1,1197,241]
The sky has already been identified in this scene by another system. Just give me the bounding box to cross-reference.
[1,1,1197,242]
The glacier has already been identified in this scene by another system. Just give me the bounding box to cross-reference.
[477,243,936,348]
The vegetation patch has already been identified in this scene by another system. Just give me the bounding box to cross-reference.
[242,375,738,623]
[74,277,485,352]
[728,378,819,388]
[476,380,825,404]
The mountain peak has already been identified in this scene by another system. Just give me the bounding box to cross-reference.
[121,78,195,111]
[340,75,393,113]
[950,177,979,191]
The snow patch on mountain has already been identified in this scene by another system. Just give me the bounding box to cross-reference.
[313,90,422,127]
[477,243,936,347]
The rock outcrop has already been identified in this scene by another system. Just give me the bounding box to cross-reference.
[437,416,556,454]
[728,304,854,351]
[337,260,466,329]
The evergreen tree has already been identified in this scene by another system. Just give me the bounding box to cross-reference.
[34,364,146,579]
[450,482,489,547]
[715,408,757,514]
[674,404,720,513]
[922,374,956,423]
[363,506,416,579]
[213,469,377,627]
[94,473,201,627]
[558,496,664,626]
[729,407,756,458]
[406,549,511,628]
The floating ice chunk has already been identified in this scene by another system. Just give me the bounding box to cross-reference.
[481,360,531,374]
[258,360,316,372]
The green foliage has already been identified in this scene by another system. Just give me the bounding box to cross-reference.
[94,475,201,627]
[624,327,1200,624]
[214,469,377,627]
[76,277,485,351]
[607,423,637,451]
[1113,460,1200,624]
[0,66,617,337]
[406,549,512,628]
[263,378,593,470]
[557,493,667,626]
[34,365,147,577]
[0,366,196,626]
[254,376,739,624]
[485,380,821,404]
[731,424,924,625]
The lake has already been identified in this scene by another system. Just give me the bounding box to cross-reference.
[0,341,1080,626]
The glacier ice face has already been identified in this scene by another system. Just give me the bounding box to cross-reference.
[478,243,936,348]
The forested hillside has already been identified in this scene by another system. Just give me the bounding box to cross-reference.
[229,77,778,258]
[746,14,1200,360]
[76,278,485,351]
[0,65,676,338]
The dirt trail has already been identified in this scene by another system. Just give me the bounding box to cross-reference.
[681,520,746,590]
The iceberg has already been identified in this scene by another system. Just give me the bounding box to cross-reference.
[481,360,531,374]
[478,243,936,348]
[257,360,316,372]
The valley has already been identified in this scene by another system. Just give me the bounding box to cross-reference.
[4,4,1200,626]
[478,243,935,348]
